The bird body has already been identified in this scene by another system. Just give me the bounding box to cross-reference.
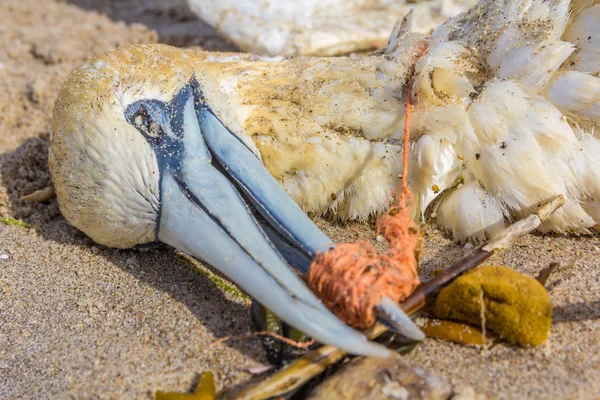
[54,0,600,245]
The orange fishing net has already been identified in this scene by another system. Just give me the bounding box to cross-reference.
[307,79,422,329]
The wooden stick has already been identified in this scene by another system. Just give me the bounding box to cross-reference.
[227,195,565,400]
[403,194,565,313]
[20,186,55,202]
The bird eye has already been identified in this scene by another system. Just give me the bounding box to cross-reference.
[133,110,161,138]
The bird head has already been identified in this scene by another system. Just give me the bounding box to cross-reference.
[51,45,196,248]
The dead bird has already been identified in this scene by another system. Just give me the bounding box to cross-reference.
[50,0,599,356]
[49,27,426,359]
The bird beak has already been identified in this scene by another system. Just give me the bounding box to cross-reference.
[133,78,421,357]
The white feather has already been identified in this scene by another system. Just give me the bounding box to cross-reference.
[569,131,600,223]
[496,39,574,94]
[547,71,600,123]
[487,25,529,72]
[435,179,507,243]
[468,80,531,145]
[414,41,477,106]
[409,135,461,217]
[563,4,600,74]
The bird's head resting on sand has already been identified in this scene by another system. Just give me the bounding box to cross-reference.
[50,0,600,354]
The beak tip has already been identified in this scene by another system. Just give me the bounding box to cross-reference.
[377,297,426,342]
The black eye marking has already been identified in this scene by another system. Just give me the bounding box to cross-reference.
[125,99,169,142]
[134,109,161,138]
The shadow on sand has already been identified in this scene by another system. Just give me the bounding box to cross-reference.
[64,0,239,51]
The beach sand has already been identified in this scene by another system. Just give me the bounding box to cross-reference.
[0,0,598,398]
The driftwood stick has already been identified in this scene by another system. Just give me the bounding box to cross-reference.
[20,186,55,202]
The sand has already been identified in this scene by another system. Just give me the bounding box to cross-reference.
[0,0,598,399]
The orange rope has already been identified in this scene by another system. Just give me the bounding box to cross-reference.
[400,79,413,210]
[307,78,422,329]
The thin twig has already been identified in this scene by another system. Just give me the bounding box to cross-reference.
[204,332,315,350]
[535,262,559,286]
[20,186,55,202]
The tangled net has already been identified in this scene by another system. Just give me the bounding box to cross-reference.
[308,79,422,329]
